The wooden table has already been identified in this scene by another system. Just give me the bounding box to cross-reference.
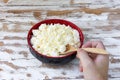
[0,0,120,80]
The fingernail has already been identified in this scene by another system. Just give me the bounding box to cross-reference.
[77,49,83,59]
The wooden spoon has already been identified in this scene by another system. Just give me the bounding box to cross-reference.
[60,44,108,55]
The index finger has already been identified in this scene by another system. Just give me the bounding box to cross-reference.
[82,41,105,49]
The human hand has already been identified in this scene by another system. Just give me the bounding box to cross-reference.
[77,41,109,80]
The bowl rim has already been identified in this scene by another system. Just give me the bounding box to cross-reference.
[27,19,84,58]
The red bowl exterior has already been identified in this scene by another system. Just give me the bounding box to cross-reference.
[27,19,84,65]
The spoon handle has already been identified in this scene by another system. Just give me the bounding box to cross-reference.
[82,48,108,54]
[69,45,108,54]
[62,48,108,55]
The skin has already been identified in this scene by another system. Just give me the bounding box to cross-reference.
[77,41,109,80]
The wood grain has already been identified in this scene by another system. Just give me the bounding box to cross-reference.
[0,0,120,80]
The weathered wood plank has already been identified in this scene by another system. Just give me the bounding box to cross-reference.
[0,0,120,80]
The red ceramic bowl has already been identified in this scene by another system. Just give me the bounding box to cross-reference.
[27,19,84,65]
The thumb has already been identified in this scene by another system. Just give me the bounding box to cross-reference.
[77,49,93,68]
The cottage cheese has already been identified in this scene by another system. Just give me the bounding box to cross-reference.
[31,24,80,57]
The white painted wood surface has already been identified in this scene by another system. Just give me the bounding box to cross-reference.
[0,0,120,80]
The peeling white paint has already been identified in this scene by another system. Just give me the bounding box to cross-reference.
[0,0,120,80]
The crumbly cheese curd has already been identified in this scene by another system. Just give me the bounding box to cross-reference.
[31,23,80,57]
